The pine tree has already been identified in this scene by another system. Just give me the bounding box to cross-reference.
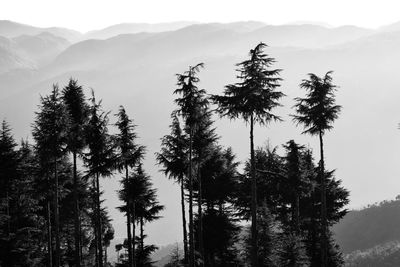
[33,85,68,267]
[283,140,305,233]
[212,43,284,267]
[119,164,164,267]
[243,203,280,267]
[173,63,207,267]
[0,120,18,239]
[115,105,145,267]
[156,114,189,263]
[197,146,241,266]
[191,105,218,266]
[0,121,21,266]
[62,78,89,267]
[277,233,309,267]
[84,90,115,267]
[292,71,342,267]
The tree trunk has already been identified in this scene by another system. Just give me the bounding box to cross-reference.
[295,193,300,233]
[104,245,108,266]
[93,178,99,267]
[140,217,144,267]
[96,172,104,267]
[54,157,61,267]
[250,114,258,267]
[197,166,204,266]
[126,164,134,267]
[319,131,328,267]
[132,202,136,267]
[73,152,81,267]
[46,185,53,267]
[188,128,194,267]
[180,176,189,264]
[6,190,10,237]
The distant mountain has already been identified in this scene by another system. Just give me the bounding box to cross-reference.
[248,24,373,47]
[13,32,70,65]
[0,32,70,74]
[51,23,376,74]
[378,20,400,33]
[0,20,82,42]
[0,36,35,73]
[84,21,196,40]
[334,198,400,254]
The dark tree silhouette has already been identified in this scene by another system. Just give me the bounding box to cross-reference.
[84,91,115,267]
[292,71,342,267]
[119,164,164,267]
[33,85,68,267]
[197,146,242,266]
[283,140,305,233]
[0,120,18,240]
[62,78,88,267]
[115,106,145,267]
[212,42,284,267]
[191,104,218,266]
[156,114,189,263]
[173,63,208,267]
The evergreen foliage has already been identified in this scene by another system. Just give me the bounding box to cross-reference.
[212,42,284,267]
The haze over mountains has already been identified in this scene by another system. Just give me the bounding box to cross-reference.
[1,19,400,261]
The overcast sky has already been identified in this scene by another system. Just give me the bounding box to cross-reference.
[1,0,400,32]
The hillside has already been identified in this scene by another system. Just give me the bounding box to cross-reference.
[0,20,81,42]
[334,198,400,254]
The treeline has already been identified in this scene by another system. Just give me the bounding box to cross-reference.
[0,80,163,267]
[0,42,349,267]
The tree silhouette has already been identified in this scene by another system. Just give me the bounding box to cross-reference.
[119,164,164,267]
[0,120,18,239]
[212,42,284,267]
[173,63,207,267]
[292,71,342,267]
[84,91,115,267]
[283,140,305,233]
[33,85,68,267]
[197,146,242,266]
[115,106,145,267]
[189,104,218,266]
[156,114,189,263]
[62,78,88,267]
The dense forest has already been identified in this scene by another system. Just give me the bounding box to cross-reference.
[0,43,349,266]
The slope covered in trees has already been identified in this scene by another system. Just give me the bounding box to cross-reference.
[334,198,400,254]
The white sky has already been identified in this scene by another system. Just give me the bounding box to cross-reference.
[1,0,400,32]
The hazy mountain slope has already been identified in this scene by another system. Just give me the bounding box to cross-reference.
[50,23,374,73]
[2,22,400,247]
[344,241,400,267]
[84,21,195,40]
[0,36,35,73]
[0,20,82,42]
[83,21,267,40]
[333,199,400,254]
[0,32,70,74]
[378,20,400,33]
[247,24,373,47]
[13,32,70,65]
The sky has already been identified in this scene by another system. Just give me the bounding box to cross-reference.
[1,0,400,32]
